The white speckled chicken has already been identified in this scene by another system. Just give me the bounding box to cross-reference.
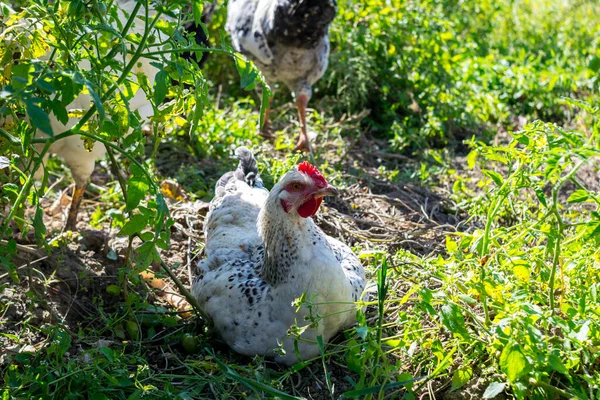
[192,147,366,365]
[226,0,337,154]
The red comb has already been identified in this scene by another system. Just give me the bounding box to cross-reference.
[298,161,327,186]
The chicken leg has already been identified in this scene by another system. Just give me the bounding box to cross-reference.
[294,94,314,157]
[64,183,86,231]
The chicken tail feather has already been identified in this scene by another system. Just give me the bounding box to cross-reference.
[214,147,264,197]
[234,147,263,188]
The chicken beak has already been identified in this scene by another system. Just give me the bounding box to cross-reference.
[313,184,338,199]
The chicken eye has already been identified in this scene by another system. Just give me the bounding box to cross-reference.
[288,183,304,192]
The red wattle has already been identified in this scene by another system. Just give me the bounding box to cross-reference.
[297,197,322,218]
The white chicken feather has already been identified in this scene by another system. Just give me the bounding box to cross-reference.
[192,147,366,365]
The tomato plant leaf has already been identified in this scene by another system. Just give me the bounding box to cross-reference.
[482,170,504,187]
[86,83,105,122]
[439,303,470,340]
[119,214,149,236]
[153,69,169,105]
[234,55,259,91]
[192,0,203,25]
[450,366,472,392]
[127,175,150,210]
[500,344,530,382]
[548,353,569,376]
[567,189,589,203]
[26,101,53,136]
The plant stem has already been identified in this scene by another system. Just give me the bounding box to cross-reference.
[547,160,584,314]
[479,165,520,326]
[157,258,212,327]
[548,233,561,314]
[142,47,233,58]
[533,380,575,399]
[105,146,129,205]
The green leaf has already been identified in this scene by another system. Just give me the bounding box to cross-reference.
[101,119,120,137]
[548,353,569,376]
[3,183,19,199]
[439,303,470,340]
[126,175,150,210]
[466,150,477,169]
[26,101,53,136]
[500,344,530,382]
[482,170,504,187]
[445,236,457,253]
[192,0,203,25]
[234,55,259,91]
[534,188,547,207]
[0,332,19,342]
[5,239,16,255]
[68,0,85,16]
[514,134,529,146]
[567,189,589,203]
[11,63,32,89]
[450,366,473,391]
[106,285,121,296]
[482,382,506,399]
[33,205,46,244]
[139,232,154,241]
[153,70,169,105]
[61,77,75,105]
[50,100,69,125]
[118,214,149,236]
[118,376,133,387]
[208,348,305,400]
[86,84,105,122]
[345,340,362,374]
[98,346,114,362]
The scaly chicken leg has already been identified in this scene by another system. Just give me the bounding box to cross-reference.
[65,183,87,231]
[294,94,313,157]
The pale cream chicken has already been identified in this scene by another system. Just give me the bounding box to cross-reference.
[192,147,366,365]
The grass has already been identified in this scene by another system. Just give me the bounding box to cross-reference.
[2,0,600,399]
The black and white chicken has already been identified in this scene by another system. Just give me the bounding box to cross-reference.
[192,147,366,365]
[226,0,337,154]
